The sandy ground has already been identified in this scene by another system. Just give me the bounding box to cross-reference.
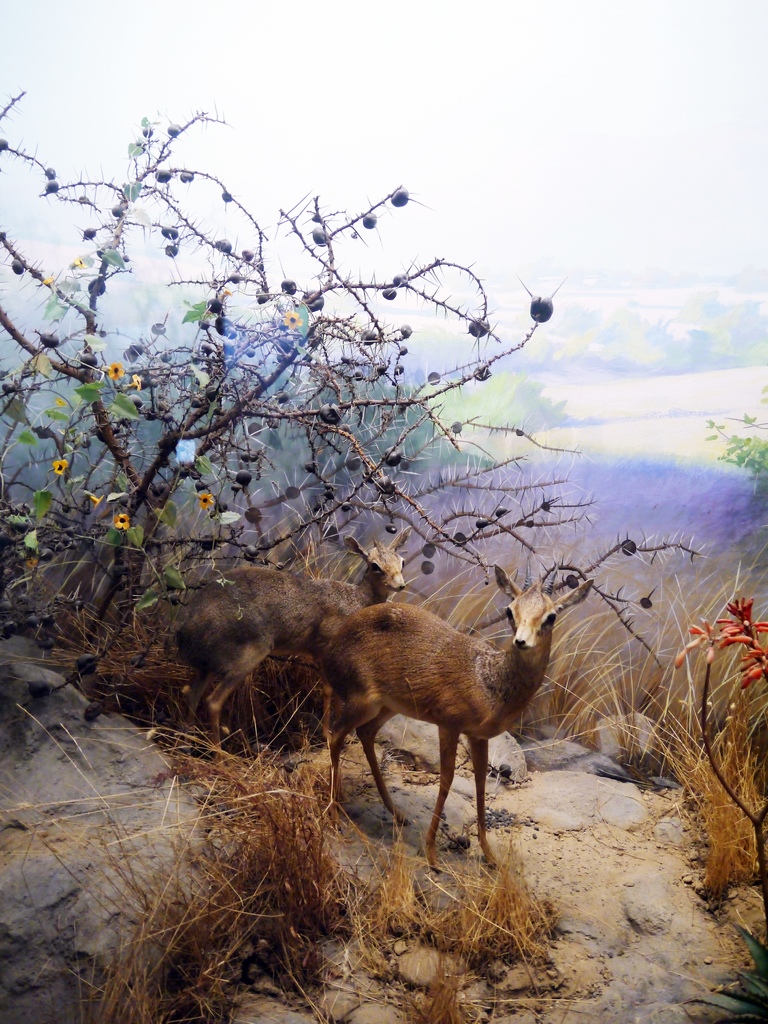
[315,737,763,1024]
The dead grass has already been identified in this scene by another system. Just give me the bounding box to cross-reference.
[351,840,553,978]
[90,748,353,1023]
[663,685,767,898]
[404,970,467,1024]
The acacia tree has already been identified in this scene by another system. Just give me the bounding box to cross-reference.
[0,93,694,658]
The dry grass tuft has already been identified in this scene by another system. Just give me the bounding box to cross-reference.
[351,840,553,985]
[664,686,767,898]
[404,969,467,1024]
[91,749,353,1023]
[426,849,555,970]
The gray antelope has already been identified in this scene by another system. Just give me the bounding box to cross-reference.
[175,530,410,750]
[322,566,592,867]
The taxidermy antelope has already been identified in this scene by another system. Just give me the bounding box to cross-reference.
[323,565,592,867]
[175,530,410,750]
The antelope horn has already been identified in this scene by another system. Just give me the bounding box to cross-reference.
[523,559,532,590]
[543,567,556,595]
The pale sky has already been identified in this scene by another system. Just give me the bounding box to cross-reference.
[2,0,767,279]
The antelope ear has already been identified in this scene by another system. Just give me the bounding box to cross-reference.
[554,578,593,611]
[344,536,367,558]
[390,526,411,550]
[495,565,523,598]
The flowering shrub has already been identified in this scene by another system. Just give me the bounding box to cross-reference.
[677,596,768,933]
[677,598,768,688]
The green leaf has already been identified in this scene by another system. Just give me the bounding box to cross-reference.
[33,490,52,520]
[7,514,28,526]
[195,455,214,476]
[17,429,38,445]
[125,525,144,548]
[110,393,141,420]
[154,501,177,528]
[84,333,107,352]
[296,303,310,339]
[105,527,124,546]
[74,381,105,403]
[44,294,68,321]
[31,353,52,378]
[102,249,126,270]
[4,397,28,425]
[45,409,70,422]
[131,207,152,228]
[183,300,208,324]
[218,511,241,526]
[123,181,143,202]
[135,588,159,612]
[128,142,145,159]
[163,565,186,590]
[24,529,38,552]
[191,365,210,387]
[738,926,768,977]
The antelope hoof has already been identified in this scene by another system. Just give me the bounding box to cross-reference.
[393,809,411,827]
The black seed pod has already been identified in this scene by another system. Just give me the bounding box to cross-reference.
[319,403,342,424]
[391,188,409,207]
[468,319,490,338]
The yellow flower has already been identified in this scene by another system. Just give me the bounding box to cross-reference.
[55,397,67,407]
[283,310,303,330]
[52,458,69,476]
[130,374,142,390]
[43,276,55,286]
[198,492,215,510]
[71,258,87,270]
[108,362,124,381]
[87,493,103,507]
[222,289,232,298]
[113,513,131,530]
[26,557,39,570]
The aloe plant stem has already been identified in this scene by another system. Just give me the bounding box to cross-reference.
[700,661,768,935]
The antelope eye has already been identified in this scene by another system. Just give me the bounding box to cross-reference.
[371,563,383,574]
[505,607,515,624]
[543,612,557,628]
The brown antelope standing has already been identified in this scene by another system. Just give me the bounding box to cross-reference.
[175,530,410,750]
[322,566,592,867]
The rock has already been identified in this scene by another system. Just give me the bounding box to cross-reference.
[376,716,441,771]
[233,997,316,1023]
[521,737,634,781]
[318,984,361,1021]
[513,770,648,831]
[495,962,534,992]
[621,875,673,935]
[348,1002,404,1024]
[654,816,685,845]
[396,945,465,987]
[487,732,527,783]
[0,640,200,1024]
[10,661,66,698]
[493,1013,538,1024]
